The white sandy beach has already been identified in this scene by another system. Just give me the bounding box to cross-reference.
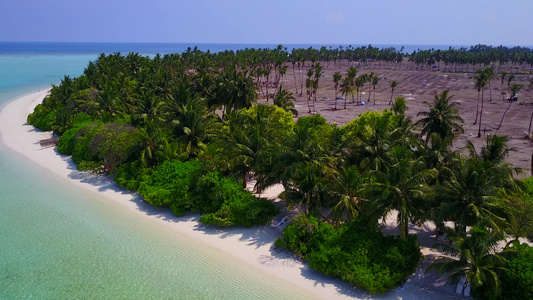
[0,90,464,300]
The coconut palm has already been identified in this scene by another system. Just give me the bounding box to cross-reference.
[330,165,366,226]
[273,86,298,116]
[436,155,513,234]
[389,80,398,105]
[372,76,380,105]
[473,69,488,128]
[500,71,508,92]
[497,83,522,130]
[416,90,464,144]
[427,226,508,298]
[392,97,407,115]
[367,72,374,103]
[339,77,352,109]
[368,146,437,239]
[333,72,342,110]
[484,67,495,101]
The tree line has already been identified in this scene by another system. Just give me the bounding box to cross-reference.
[27,50,533,297]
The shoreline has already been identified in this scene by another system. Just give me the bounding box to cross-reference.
[0,90,469,300]
[0,90,366,299]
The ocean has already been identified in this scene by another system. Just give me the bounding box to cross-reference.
[0,45,315,299]
[0,41,475,55]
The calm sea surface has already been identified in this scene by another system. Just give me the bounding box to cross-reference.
[0,42,476,55]
[0,45,313,299]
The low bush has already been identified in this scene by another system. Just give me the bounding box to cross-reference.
[275,216,421,294]
[137,160,279,226]
[27,103,55,131]
[498,243,533,300]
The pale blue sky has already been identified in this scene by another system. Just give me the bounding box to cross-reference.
[1,0,532,46]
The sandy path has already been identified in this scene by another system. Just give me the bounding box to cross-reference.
[0,91,465,300]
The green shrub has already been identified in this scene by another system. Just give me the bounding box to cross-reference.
[70,122,142,170]
[276,216,421,294]
[114,160,152,191]
[58,126,81,155]
[27,103,55,131]
[498,243,533,300]
[522,177,533,196]
[138,160,202,209]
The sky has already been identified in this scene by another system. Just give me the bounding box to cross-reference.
[1,0,532,46]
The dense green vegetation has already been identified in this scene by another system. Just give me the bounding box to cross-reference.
[275,216,421,294]
[27,46,533,296]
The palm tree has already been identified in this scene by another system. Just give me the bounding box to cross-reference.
[368,146,437,239]
[339,77,352,109]
[500,71,508,100]
[472,69,487,126]
[436,155,513,234]
[389,80,398,105]
[497,83,521,130]
[367,72,374,103]
[484,67,495,102]
[415,90,464,144]
[333,72,342,110]
[330,166,366,226]
[273,86,298,116]
[392,97,407,115]
[473,70,489,137]
[372,76,380,105]
[427,226,508,297]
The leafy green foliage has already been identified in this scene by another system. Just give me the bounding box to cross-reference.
[138,160,201,211]
[276,216,421,294]
[498,243,533,300]
[137,161,279,225]
[70,122,142,170]
[27,103,55,131]
[114,160,153,191]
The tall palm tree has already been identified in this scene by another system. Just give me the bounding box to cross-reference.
[497,83,521,130]
[372,76,380,105]
[500,71,508,100]
[367,72,374,103]
[330,165,366,226]
[415,90,464,144]
[473,71,483,125]
[339,77,352,109]
[472,70,488,137]
[389,80,398,105]
[427,226,508,298]
[484,67,495,102]
[333,72,342,110]
[368,146,437,239]
[436,155,513,234]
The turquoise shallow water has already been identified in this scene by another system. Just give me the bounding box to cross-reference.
[0,54,311,299]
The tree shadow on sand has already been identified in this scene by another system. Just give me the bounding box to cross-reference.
[61,149,463,299]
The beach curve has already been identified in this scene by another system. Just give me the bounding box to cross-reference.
[0,90,369,300]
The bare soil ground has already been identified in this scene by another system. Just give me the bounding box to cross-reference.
[259,64,533,177]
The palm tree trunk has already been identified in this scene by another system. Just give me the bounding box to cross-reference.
[478,89,484,137]
[292,65,298,95]
[529,112,533,133]
[488,80,492,101]
[497,101,513,130]
[473,91,480,125]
